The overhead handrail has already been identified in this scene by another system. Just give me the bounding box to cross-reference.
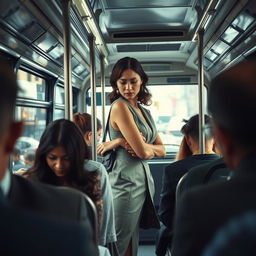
[192,0,220,41]
[72,0,109,58]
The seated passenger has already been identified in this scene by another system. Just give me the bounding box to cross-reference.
[156,114,219,255]
[24,151,35,167]
[14,151,36,173]
[23,119,103,227]
[73,112,103,158]
[1,199,97,256]
[0,62,97,255]
[12,148,27,171]
[73,112,118,254]
[171,61,256,256]
[202,211,256,256]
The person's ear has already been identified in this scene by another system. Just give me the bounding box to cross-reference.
[84,131,92,146]
[212,136,222,155]
[4,122,23,153]
[185,135,192,148]
[213,125,236,168]
[88,131,93,139]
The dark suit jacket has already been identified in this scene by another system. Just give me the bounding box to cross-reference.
[0,202,98,256]
[9,174,89,223]
[158,154,220,229]
[156,154,220,255]
[172,156,256,256]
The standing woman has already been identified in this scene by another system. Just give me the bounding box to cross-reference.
[98,57,166,256]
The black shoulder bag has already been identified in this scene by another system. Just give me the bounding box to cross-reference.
[101,110,116,173]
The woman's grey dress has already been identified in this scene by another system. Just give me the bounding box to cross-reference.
[109,97,159,256]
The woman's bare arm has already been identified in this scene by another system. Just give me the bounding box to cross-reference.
[111,101,166,159]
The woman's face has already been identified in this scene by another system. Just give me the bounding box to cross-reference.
[86,128,102,146]
[116,69,142,101]
[96,128,102,143]
[46,146,70,177]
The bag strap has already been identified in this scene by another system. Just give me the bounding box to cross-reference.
[102,108,111,143]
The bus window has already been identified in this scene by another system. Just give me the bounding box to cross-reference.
[146,84,207,154]
[54,86,78,116]
[17,70,46,100]
[13,69,48,170]
[86,86,112,127]
[53,109,65,120]
[55,86,65,104]
[13,106,46,168]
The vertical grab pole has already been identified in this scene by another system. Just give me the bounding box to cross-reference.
[89,35,97,161]
[62,0,73,120]
[100,55,106,133]
[197,29,205,154]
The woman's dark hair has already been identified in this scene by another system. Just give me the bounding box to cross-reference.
[109,57,152,105]
[73,112,102,134]
[26,119,102,220]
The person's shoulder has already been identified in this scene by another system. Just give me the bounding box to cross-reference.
[112,98,129,110]
[85,159,105,170]
[187,157,226,179]
[165,157,193,172]
[163,160,187,181]
[11,173,84,200]
[85,159,107,174]
[0,202,97,256]
[164,160,181,175]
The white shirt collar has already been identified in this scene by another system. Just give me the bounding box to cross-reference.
[0,169,11,197]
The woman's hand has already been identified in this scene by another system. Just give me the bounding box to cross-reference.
[97,141,114,156]
[97,138,126,156]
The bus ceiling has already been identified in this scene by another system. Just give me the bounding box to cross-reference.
[0,0,255,78]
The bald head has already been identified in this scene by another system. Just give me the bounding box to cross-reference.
[208,61,256,148]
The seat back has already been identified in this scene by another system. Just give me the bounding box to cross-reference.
[176,162,230,206]
[202,163,228,184]
[82,193,99,244]
[175,172,188,206]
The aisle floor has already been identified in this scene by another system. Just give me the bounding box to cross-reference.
[138,245,156,256]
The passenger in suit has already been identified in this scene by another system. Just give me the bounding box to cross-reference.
[171,60,256,256]
[0,62,97,255]
[73,112,118,254]
[1,198,97,256]
[156,114,219,256]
